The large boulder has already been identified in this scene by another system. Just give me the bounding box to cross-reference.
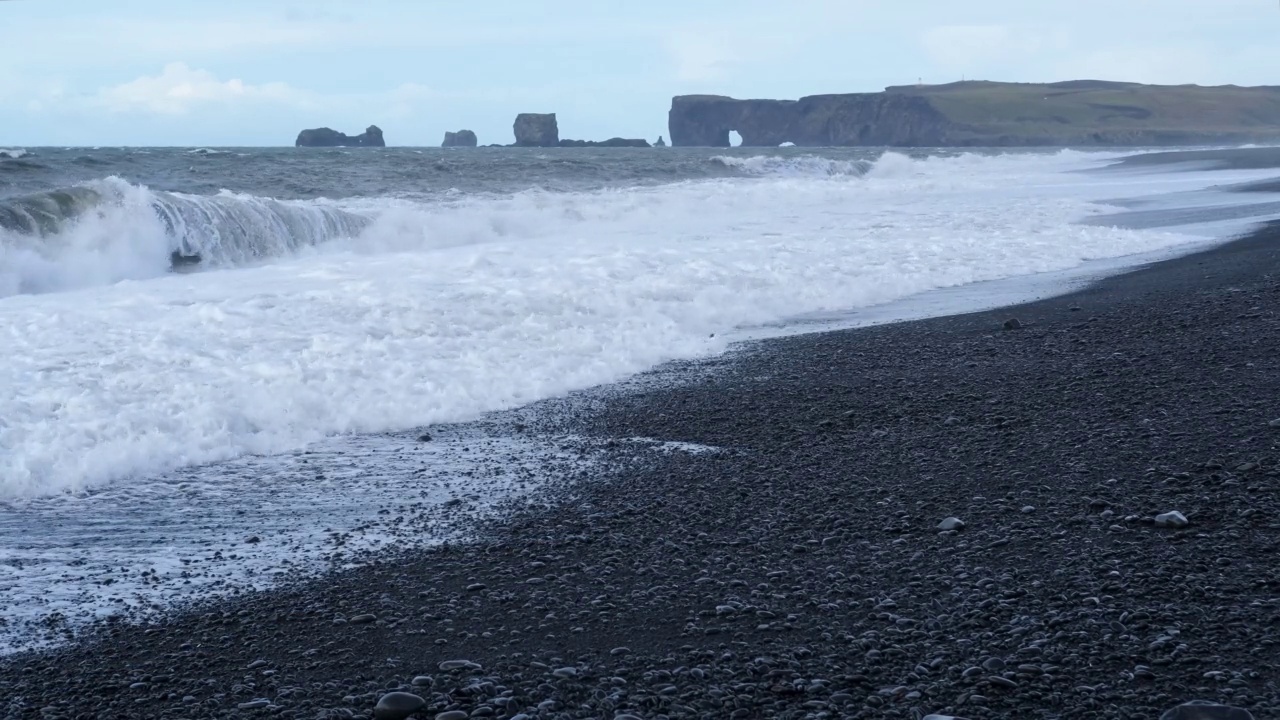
[513,113,559,147]
[295,125,386,147]
[442,130,478,147]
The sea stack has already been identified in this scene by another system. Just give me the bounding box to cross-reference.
[655,135,667,147]
[295,125,386,147]
[513,113,559,147]
[442,130,478,148]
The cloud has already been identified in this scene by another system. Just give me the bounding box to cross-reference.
[664,31,742,83]
[95,63,313,115]
[919,25,1068,77]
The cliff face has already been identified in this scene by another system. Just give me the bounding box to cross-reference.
[513,113,559,147]
[295,125,385,147]
[668,94,951,147]
[669,82,1280,147]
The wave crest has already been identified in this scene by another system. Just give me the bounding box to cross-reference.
[0,178,370,296]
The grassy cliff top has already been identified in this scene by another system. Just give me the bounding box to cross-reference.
[883,80,1280,138]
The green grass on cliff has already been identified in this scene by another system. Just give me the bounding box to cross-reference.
[888,80,1280,141]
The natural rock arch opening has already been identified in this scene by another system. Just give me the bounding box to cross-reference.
[728,130,743,147]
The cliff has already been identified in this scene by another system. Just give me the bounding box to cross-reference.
[295,125,385,147]
[558,137,650,148]
[669,81,1280,147]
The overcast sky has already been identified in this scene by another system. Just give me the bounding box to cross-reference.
[2,0,1278,146]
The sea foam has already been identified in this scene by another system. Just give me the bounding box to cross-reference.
[0,151,1259,497]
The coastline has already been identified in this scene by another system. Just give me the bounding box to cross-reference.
[5,218,1280,717]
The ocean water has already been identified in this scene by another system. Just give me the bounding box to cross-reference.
[2,144,1279,652]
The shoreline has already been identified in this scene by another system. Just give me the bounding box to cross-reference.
[5,186,1280,718]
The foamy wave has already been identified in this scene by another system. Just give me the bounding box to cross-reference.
[2,149,1223,498]
[0,148,28,159]
[0,178,370,296]
[712,154,874,177]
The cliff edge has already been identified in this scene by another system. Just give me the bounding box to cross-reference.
[669,81,1280,147]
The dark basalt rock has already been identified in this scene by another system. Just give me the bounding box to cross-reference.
[669,81,1280,147]
[442,130,478,148]
[513,113,559,147]
[558,137,651,148]
[654,135,667,147]
[295,125,385,147]
[668,93,949,147]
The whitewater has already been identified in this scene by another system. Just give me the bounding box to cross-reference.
[3,146,1280,651]
[5,149,1280,495]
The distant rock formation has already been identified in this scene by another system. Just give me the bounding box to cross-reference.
[668,94,946,147]
[669,81,1280,147]
[442,130,478,148]
[558,137,651,148]
[513,113,559,147]
[295,125,386,147]
[654,135,667,147]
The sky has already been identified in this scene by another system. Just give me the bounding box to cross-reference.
[2,0,1279,147]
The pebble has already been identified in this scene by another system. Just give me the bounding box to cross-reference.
[1159,701,1255,720]
[349,614,377,624]
[237,699,271,710]
[435,712,469,720]
[373,692,426,720]
[982,658,1006,672]
[938,517,966,531]
[411,675,434,687]
[1003,318,1022,330]
[1155,511,1190,528]
[552,667,578,678]
[439,660,481,672]
[923,716,970,720]
[1020,505,1035,513]
[1268,418,1280,429]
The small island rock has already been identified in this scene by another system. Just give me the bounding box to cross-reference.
[295,125,385,147]
[442,130,478,148]
[513,113,559,147]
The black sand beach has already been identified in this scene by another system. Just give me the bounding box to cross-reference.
[5,183,1280,718]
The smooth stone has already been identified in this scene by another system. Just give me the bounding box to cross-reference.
[439,660,481,672]
[552,667,578,678]
[1003,318,1022,330]
[237,699,271,710]
[938,517,966,531]
[1268,419,1280,429]
[1155,511,1190,528]
[411,675,434,687]
[982,658,1006,671]
[436,712,469,720]
[349,613,377,624]
[923,716,971,720]
[374,692,426,720]
[1020,506,1035,513]
[1159,701,1255,720]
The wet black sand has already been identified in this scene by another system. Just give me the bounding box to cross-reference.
[5,221,1280,719]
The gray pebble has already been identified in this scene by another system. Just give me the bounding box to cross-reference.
[552,666,578,678]
[349,614,377,624]
[1155,511,1190,528]
[373,692,426,720]
[237,699,271,710]
[439,660,481,672]
[435,712,469,720]
[1159,701,1255,720]
[411,675,434,687]
[982,658,1006,672]
[938,517,966,531]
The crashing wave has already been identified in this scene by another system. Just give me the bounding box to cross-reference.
[0,177,371,296]
[0,148,28,159]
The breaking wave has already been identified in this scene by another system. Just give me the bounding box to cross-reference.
[0,177,370,296]
[0,149,28,159]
